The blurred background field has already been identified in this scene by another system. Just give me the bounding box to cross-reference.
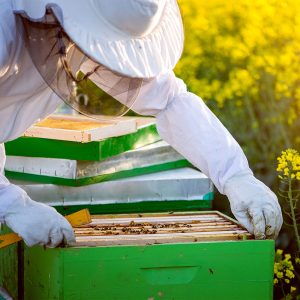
[176,0,300,298]
[177,0,300,187]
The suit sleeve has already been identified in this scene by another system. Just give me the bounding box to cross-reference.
[129,71,253,193]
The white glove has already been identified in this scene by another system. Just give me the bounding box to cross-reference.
[1,184,75,247]
[224,172,283,239]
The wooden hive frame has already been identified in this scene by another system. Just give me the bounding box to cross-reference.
[74,211,252,247]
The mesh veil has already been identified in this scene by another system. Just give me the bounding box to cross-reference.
[18,9,146,119]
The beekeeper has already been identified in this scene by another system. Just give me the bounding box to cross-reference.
[0,0,282,247]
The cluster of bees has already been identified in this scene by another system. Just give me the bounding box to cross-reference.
[90,221,194,236]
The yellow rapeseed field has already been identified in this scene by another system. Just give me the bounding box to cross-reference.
[176,0,300,182]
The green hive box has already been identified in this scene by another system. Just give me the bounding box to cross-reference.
[24,241,274,300]
[21,212,274,300]
[4,123,160,161]
[0,226,20,300]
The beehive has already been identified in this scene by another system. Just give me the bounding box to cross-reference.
[24,211,274,300]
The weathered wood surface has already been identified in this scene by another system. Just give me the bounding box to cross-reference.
[23,114,139,142]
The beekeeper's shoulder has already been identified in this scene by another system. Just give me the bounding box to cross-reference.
[0,0,18,76]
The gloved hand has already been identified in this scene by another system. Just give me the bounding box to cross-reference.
[2,184,75,247]
[224,172,283,239]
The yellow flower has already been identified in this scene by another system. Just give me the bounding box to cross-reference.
[177,0,300,128]
[274,266,278,274]
[285,279,290,284]
[290,286,296,293]
[277,271,284,279]
[295,257,300,264]
[285,269,295,279]
[284,254,291,260]
[274,278,278,284]
[276,249,283,255]
[276,149,300,180]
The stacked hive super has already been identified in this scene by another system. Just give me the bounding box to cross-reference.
[4,114,214,215]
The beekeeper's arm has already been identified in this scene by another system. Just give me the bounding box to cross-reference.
[0,1,75,247]
[0,171,75,247]
[0,144,74,247]
[118,71,282,239]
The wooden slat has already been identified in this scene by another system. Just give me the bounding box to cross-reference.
[76,230,249,240]
[0,233,22,249]
[86,216,225,226]
[65,209,92,227]
[75,232,251,247]
[77,221,234,229]
[91,212,218,219]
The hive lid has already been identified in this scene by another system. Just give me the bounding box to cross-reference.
[73,211,252,247]
[5,141,190,186]
[23,114,139,143]
[5,116,160,161]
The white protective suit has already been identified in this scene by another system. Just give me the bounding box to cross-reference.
[0,0,282,247]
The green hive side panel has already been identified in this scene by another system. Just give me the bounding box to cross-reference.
[24,240,274,300]
[5,159,191,187]
[4,124,160,161]
[25,246,63,300]
[98,124,160,161]
[0,227,19,300]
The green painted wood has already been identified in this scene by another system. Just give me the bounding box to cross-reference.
[24,240,274,300]
[0,226,19,300]
[25,246,63,300]
[5,160,192,187]
[0,202,212,299]
[4,124,160,161]
[55,199,213,216]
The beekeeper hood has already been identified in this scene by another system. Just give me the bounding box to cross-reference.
[12,0,184,118]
